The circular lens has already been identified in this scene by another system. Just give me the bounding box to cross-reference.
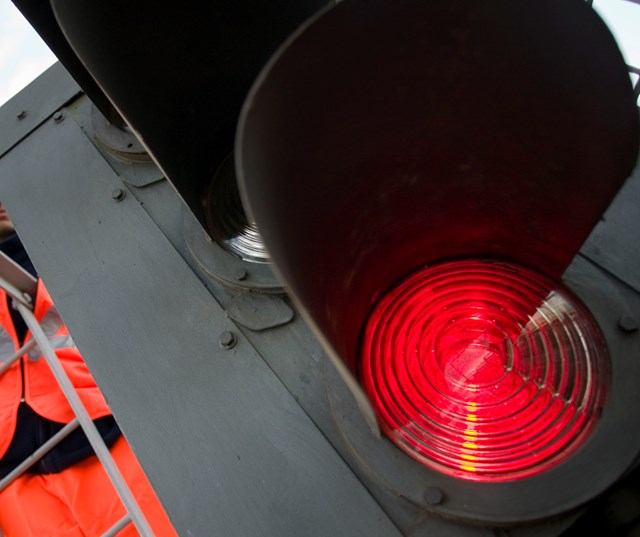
[359,260,609,482]
[206,154,270,264]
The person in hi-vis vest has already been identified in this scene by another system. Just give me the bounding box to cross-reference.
[0,201,176,537]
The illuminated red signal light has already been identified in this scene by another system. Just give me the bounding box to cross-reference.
[359,260,609,482]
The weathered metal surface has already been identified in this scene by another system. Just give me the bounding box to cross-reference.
[581,156,640,294]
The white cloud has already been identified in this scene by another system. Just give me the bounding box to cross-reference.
[0,1,57,106]
[594,0,640,68]
[3,57,57,103]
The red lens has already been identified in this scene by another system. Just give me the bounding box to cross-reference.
[359,260,609,482]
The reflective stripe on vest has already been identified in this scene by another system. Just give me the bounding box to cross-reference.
[0,323,14,365]
[27,304,77,360]
[0,279,112,446]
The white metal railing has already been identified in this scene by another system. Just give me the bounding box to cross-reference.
[0,252,154,537]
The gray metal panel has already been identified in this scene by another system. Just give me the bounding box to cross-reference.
[581,158,640,293]
[0,112,401,537]
[0,62,80,158]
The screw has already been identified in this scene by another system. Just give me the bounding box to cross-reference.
[16,110,27,120]
[219,331,237,350]
[111,189,126,202]
[53,111,64,123]
[235,269,248,281]
[618,315,639,333]
[424,487,444,506]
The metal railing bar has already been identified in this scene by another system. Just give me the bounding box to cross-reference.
[0,252,37,297]
[101,514,132,537]
[0,418,80,493]
[0,275,33,309]
[0,339,37,376]
[16,302,155,537]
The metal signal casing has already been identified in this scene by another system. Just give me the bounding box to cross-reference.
[236,0,640,524]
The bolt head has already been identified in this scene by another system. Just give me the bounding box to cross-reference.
[235,269,248,281]
[53,111,64,123]
[112,189,126,202]
[618,315,639,333]
[219,331,237,349]
[424,486,444,506]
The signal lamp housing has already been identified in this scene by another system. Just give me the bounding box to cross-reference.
[236,0,640,523]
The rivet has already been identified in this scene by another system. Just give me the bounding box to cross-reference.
[112,189,126,202]
[53,111,64,123]
[618,315,639,333]
[16,110,27,120]
[424,487,444,506]
[219,331,237,350]
[235,269,248,281]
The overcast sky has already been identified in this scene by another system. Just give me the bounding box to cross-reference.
[0,0,639,107]
[0,1,57,106]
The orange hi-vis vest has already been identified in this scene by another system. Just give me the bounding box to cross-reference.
[0,279,112,460]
